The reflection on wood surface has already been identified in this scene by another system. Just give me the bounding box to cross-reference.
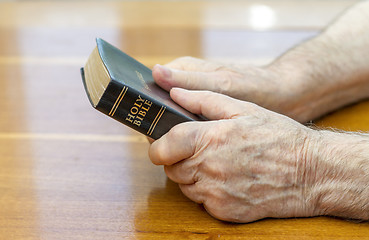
[0,1,368,239]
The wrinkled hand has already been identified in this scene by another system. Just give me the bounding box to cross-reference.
[149,88,321,223]
[152,57,310,122]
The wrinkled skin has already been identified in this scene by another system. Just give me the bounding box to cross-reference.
[149,89,320,223]
[152,57,311,123]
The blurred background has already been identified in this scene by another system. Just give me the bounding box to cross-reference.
[0,0,359,134]
[0,0,358,68]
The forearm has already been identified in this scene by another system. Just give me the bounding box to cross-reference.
[307,130,369,220]
[267,1,369,121]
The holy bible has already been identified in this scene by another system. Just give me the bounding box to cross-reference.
[81,38,200,139]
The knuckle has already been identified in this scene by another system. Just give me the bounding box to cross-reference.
[204,198,228,220]
[180,56,196,62]
[169,56,196,68]
[167,122,191,139]
[201,90,219,102]
[217,72,234,95]
[204,198,246,222]
[244,101,260,110]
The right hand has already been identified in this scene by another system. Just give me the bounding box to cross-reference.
[149,88,323,222]
[152,57,312,123]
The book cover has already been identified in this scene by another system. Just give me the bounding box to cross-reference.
[81,38,201,139]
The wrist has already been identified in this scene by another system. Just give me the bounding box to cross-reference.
[265,58,321,122]
[305,130,369,220]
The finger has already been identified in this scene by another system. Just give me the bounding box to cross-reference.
[149,122,197,166]
[170,88,254,120]
[179,183,205,204]
[152,64,224,92]
[180,183,235,221]
[164,57,216,72]
[164,159,200,185]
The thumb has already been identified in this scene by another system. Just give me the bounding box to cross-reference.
[152,64,221,92]
[170,88,253,120]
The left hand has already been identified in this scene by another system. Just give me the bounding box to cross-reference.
[149,88,322,223]
[152,58,314,123]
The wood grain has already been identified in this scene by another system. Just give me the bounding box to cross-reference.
[0,1,368,239]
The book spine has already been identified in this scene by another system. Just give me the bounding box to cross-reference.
[96,80,194,139]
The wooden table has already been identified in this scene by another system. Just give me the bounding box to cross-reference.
[0,1,368,239]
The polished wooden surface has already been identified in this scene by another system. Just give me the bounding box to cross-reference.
[0,1,368,239]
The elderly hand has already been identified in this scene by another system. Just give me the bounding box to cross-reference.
[152,58,312,123]
[149,88,322,223]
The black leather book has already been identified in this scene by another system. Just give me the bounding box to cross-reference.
[81,38,201,139]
